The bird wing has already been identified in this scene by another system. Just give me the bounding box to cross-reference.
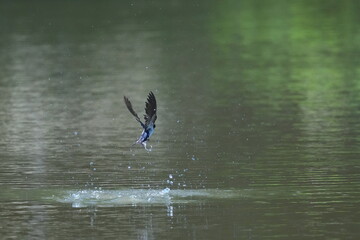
[124,96,145,128]
[144,91,157,127]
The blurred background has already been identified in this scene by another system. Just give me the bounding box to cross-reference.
[0,0,359,239]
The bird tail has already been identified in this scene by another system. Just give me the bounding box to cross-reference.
[131,138,141,147]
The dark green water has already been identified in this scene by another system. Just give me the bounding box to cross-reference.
[1,0,360,239]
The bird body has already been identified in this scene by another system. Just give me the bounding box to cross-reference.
[124,91,157,151]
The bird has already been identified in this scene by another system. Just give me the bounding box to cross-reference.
[123,91,157,151]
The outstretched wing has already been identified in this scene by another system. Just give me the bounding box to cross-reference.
[124,96,145,128]
[144,91,157,127]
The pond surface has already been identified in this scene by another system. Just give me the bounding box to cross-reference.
[0,0,360,239]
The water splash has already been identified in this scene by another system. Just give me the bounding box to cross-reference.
[53,188,242,208]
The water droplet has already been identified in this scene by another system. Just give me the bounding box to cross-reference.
[167,205,174,217]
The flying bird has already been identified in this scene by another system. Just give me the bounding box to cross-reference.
[123,91,157,151]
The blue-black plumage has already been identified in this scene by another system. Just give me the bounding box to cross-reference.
[124,91,157,151]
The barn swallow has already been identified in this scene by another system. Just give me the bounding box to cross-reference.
[124,91,157,151]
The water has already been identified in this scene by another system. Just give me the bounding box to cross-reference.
[1,0,360,239]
